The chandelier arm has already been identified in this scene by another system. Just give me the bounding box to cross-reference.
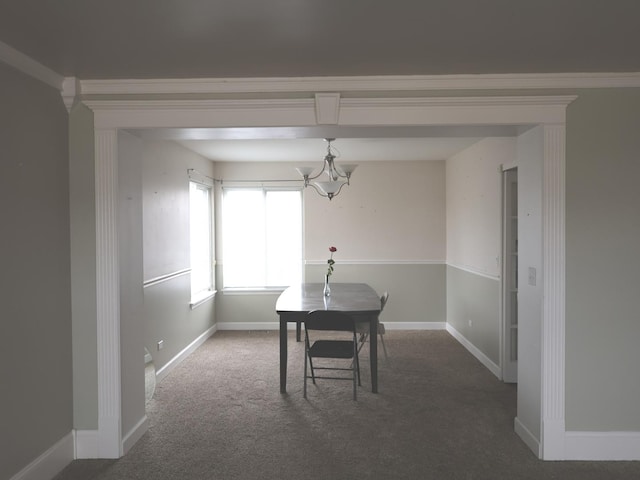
[306,182,329,198]
[326,155,350,181]
[331,181,348,198]
[305,165,328,182]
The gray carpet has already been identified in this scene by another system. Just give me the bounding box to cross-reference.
[55,331,639,479]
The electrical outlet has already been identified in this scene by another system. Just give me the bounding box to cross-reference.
[468,320,473,327]
[528,267,537,286]
[157,340,164,351]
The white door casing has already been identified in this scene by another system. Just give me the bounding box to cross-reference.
[84,90,573,459]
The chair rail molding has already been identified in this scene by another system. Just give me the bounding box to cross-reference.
[82,90,575,459]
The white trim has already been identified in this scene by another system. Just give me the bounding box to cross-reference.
[155,325,217,382]
[315,92,341,124]
[9,432,74,480]
[143,268,191,288]
[190,290,216,309]
[446,262,501,281]
[217,322,299,331]
[445,324,502,379]
[83,98,316,129]
[61,77,80,112]
[384,322,446,330]
[83,95,575,130]
[79,72,640,96]
[95,128,123,459]
[540,125,567,460]
[515,417,542,458]
[0,40,65,91]
[84,92,571,460]
[122,416,149,455]
[216,321,446,331]
[564,431,640,461]
[74,430,99,459]
[338,96,575,127]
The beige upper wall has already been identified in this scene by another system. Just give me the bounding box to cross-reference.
[215,160,446,263]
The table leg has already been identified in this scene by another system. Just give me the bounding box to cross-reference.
[296,320,302,342]
[370,315,378,393]
[280,316,288,393]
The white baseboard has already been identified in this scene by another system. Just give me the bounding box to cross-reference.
[385,322,446,330]
[122,416,149,455]
[74,430,99,459]
[515,417,541,458]
[216,321,446,331]
[565,431,640,460]
[216,322,297,331]
[156,325,217,382]
[445,323,501,379]
[9,432,74,480]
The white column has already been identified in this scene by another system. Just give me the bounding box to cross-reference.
[95,128,123,458]
[540,124,566,459]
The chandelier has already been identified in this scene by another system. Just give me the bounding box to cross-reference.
[295,138,357,200]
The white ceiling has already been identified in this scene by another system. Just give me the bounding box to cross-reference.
[3,1,637,161]
[1,1,639,79]
[176,137,480,163]
[130,125,524,162]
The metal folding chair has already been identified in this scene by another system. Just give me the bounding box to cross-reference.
[304,310,361,400]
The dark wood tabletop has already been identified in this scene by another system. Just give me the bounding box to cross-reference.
[276,282,382,314]
[276,282,382,394]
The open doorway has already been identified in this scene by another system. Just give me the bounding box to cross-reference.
[502,166,518,383]
[83,93,570,459]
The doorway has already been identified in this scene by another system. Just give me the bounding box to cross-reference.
[502,166,518,383]
[84,92,570,459]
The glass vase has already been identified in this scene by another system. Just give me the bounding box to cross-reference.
[323,274,331,297]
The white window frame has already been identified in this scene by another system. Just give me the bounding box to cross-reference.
[221,186,303,292]
[189,179,215,308]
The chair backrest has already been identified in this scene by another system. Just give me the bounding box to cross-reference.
[380,292,389,312]
[305,310,356,333]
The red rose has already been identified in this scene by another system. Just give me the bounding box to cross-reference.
[329,246,337,252]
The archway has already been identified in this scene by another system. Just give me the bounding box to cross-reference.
[84,91,573,459]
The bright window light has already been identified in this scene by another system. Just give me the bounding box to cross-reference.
[190,181,213,298]
[223,188,302,288]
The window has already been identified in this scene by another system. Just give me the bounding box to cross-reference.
[222,188,302,289]
[189,181,214,303]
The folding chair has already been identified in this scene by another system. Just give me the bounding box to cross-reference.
[356,292,389,359]
[304,310,361,400]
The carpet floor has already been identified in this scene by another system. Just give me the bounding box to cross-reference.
[54,330,639,479]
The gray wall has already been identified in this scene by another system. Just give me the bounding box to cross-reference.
[565,89,640,431]
[118,135,217,376]
[0,63,72,479]
[69,102,98,429]
[216,263,446,327]
[446,266,500,364]
[445,137,514,369]
[118,131,145,444]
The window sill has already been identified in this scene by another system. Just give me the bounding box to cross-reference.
[222,287,286,295]
[190,290,216,309]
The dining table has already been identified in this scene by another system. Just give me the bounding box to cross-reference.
[275,282,382,394]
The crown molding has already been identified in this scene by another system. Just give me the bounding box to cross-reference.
[79,72,640,96]
[0,40,64,91]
